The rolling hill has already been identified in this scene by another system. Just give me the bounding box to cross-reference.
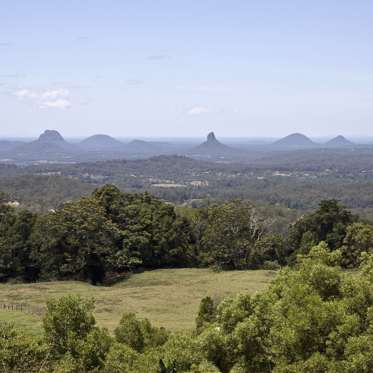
[272,133,316,149]
[325,135,354,148]
[80,134,125,151]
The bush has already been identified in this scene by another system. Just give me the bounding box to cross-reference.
[103,343,139,373]
[341,223,373,268]
[0,322,50,372]
[114,313,168,352]
[196,296,217,333]
[261,260,281,270]
[43,295,96,356]
[195,244,373,371]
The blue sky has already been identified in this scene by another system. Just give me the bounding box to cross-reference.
[1,0,373,138]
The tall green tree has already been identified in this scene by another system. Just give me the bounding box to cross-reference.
[31,197,120,283]
[43,295,96,356]
[341,222,373,268]
[287,199,356,257]
[0,205,37,281]
[200,201,265,269]
[94,185,195,268]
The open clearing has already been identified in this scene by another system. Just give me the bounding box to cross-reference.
[0,268,275,334]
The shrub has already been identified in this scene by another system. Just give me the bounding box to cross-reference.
[43,295,96,356]
[114,313,168,352]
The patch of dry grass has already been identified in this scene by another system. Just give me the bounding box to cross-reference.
[0,268,275,333]
[0,309,42,335]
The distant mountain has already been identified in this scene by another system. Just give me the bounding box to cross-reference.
[3,131,190,163]
[80,134,124,151]
[38,129,65,143]
[124,139,188,158]
[187,132,243,159]
[126,139,160,153]
[8,130,78,161]
[272,133,316,148]
[325,135,354,148]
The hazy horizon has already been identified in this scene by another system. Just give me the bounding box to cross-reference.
[2,1,373,137]
[1,132,373,143]
[1,131,373,145]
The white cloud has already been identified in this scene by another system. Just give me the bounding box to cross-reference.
[187,106,210,115]
[14,88,72,109]
[41,88,70,99]
[40,99,71,109]
[14,89,38,99]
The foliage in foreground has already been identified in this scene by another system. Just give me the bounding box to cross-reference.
[2,246,373,372]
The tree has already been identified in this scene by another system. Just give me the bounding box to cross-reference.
[103,343,139,373]
[341,223,373,268]
[195,244,373,372]
[78,327,112,371]
[252,234,285,267]
[43,295,96,356]
[287,199,356,258]
[158,334,204,372]
[31,197,120,283]
[200,201,265,269]
[94,185,195,268]
[196,296,217,333]
[0,185,199,284]
[0,322,50,373]
[0,206,37,282]
[114,313,168,352]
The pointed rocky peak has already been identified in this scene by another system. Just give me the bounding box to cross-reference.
[207,131,218,143]
[188,131,241,159]
[38,130,65,142]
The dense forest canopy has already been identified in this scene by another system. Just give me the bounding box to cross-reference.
[1,185,373,285]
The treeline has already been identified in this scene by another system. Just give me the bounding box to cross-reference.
[2,245,373,372]
[1,184,373,284]
[0,185,194,284]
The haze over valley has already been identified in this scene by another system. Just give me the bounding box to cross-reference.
[0,129,365,164]
[2,129,373,216]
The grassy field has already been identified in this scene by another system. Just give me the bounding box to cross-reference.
[0,268,275,334]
